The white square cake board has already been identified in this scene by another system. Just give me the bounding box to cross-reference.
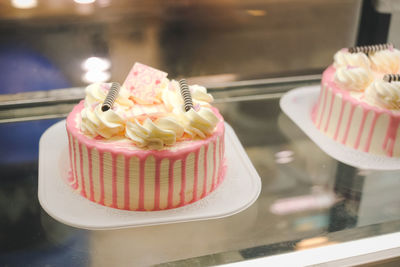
[38,121,261,230]
[280,85,400,170]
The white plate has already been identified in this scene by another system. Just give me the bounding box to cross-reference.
[38,121,261,230]
[280,85,400,170]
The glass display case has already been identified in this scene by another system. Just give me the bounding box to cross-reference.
[1,0,400,266]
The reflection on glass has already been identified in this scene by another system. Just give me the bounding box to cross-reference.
[82,70,110,83]
[81,57,111,72]
[81,57,111,83]
[74,0,96,4]
[11,0,37,9]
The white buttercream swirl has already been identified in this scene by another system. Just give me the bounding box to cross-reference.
[80,77,220,148]
[334,66,373,92]
[81,104,125,138]
[173,106,220,139]
[333,50,370,69]
[125,117,184,150]
[364,80,400,110]
[369,49,400,73]
[85,82,133,108]
[162,81,214,112]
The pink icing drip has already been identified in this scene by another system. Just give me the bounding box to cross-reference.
[99,152,105,205]
[383,118,400,156]
[333,97,345,141]
[364,113,379,152]
[167,160,175,208]
[354,109,369,149]
[154,159,161,210]
[87,147,94,201]
[341,105,356,144]
[67,132,74,183]
[312,90,322,123]
[211,140,217,190]
[138,159,145,211]
[111,155,117,208]
[72,138,79,190]
[317,85,329,129]
[218,136,224,184]
[78,143,87,197]
[192,150,199,202]
[202,145,208,197]
[180,157,187,205]
[324,89,336,132]
[124,156,130,210]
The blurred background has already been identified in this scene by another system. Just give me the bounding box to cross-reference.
[0,0,366,93]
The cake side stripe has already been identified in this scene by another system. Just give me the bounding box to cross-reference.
[78,143,87,197]
[72,137,79,190]
[354,110,369,149]
[342,105,356,144]
[333,97,345,140]
[180,157,187,205]
[364,113,379,152]
[138,158,145,211]
[99,152,105,205]
[383,117,400,157]
[111,155,117,208]
[154,159,161,210]
[313,86,323,124]
[192,150,199,202]
[129,157,140,210]
[167,160,175,209]
[315,84,326,125]
[324,89,336,132]
[124,156,130,210]
[88,147,95,201]
[67,132,74,183]
[317,85,329,129]
[211,140,217,190]
[202,145,208,198]
[218,134,224,185]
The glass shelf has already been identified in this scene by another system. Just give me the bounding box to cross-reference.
[2,79,400,266]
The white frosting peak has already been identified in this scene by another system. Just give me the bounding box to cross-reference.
[125,117,184,150]
[334,50,370,69]
[81,105,125,138]
[365,80,400,110]
[174,107,220,138]
[85,83,133,108]
[369,49,400,73]
[334,66,373,92]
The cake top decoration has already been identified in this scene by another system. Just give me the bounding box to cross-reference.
[101,82,121,112]
[179,79,194,112]
[79,62,220,149]
[122,62,167,104]
[348,43,393,54]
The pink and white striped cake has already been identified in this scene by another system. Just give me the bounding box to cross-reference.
[65,63,226,211]
[312,46,400,157]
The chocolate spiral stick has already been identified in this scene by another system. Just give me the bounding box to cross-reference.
[383,74,400,83]
[348,43,393,54]
[179,79,194,112]
[101,82,121,112]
